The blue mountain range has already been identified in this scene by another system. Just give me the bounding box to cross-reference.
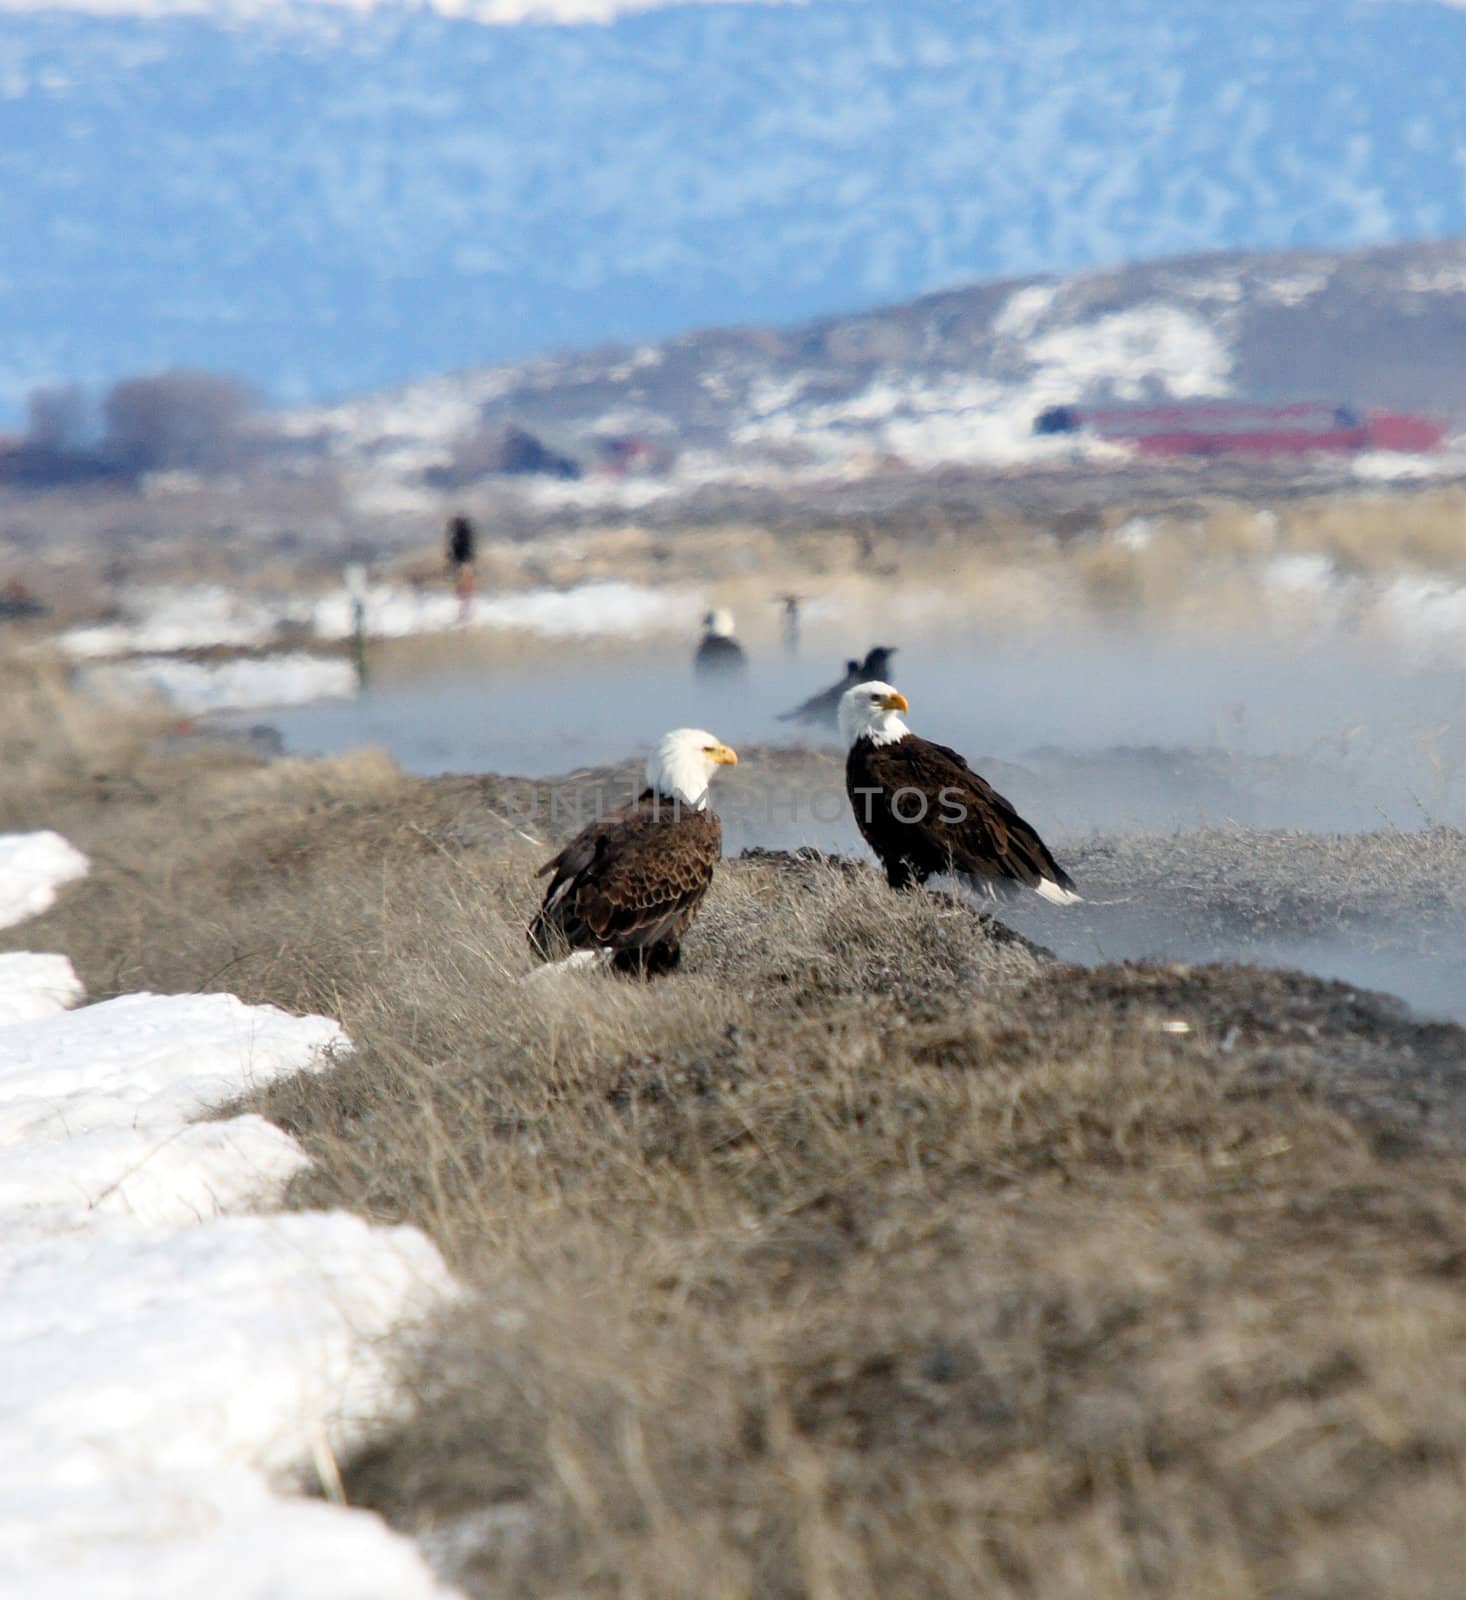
[3,0,1464,423]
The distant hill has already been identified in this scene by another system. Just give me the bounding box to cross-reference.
[5,0,1466,420]
[294,238,1466,492]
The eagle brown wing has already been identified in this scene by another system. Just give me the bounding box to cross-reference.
[528,794,722,970]
[848,736,1074,897]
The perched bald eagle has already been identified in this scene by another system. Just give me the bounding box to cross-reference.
[839,682,1079,905]
[528,728,738,974]
[778,646,898,729]
[694,609,748,681]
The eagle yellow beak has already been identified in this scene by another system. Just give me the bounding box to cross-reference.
[880,691,909,713]
[708,743,738,766]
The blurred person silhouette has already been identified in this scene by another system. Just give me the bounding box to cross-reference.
[447,513,477,622]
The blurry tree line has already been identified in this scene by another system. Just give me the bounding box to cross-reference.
[3,371,272,488]
[6,367,629,492]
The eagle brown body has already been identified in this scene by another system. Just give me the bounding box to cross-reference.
[528,793,722,974]
[840,682,1078,905]
[527,729,736,976]
[847,736,1075,899]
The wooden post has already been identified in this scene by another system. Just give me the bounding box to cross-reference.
[778,594,802,657]
[344,562,369,690]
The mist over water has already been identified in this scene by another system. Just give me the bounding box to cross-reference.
[260,622,1466,1023]
[267,623,1466,834]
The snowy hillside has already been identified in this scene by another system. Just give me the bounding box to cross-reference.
[4,0,1466,419]
[292,239,1466,491]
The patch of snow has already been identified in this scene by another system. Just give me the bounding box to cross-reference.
[1258,267,1332,307]
[0,832,90,929]
[604,343,667,381]
[0,832,458,1596]
[1351,450,1446,482]
[0,990,348,1226]
[1025,305,1233,401]
[0,1212,455,1599]
[743,371,815,419]
[310,579,702,640]
[513,473,678,511]
[1403,263,1466,294]
[60,587,283,659]
[0,952,84,1027]
[1162,271,1246,304]
[78,653,358,713]
[991,282,1059,340]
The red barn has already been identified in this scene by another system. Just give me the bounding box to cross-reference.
[1034,401,1444,457]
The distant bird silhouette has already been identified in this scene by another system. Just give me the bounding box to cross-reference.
[778,646,899,730]
[694,609,748,682]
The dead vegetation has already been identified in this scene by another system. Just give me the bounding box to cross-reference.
[7,686,1466,1599]
[0,645,173,817]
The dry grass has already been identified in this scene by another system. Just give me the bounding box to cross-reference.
[8,687,1466,1599]
[0,644,175,824]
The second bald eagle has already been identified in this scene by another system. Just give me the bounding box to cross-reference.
[839,682,1079,905]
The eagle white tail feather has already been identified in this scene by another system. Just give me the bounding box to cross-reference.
[1035,878,1083,906]
[525,948,615,983]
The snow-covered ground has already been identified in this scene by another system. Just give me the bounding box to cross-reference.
[61,587,285,659]
[0,951,85,1025]
[0,834,460,1598]
[61,580,702,658]
[77,653,359,715]
[310,578,703,641]
[55,578,704,713]
[0,832,91,929]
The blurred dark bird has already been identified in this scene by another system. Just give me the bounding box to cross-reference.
[693,608,748,681]
[777,645,898,729]
[528,729,737,976]
[839,681,1078,905]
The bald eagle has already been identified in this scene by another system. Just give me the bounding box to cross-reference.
[694,609,748,681]
[528,728,738,974]
[839,682,1079,905]
[778,646,898,729]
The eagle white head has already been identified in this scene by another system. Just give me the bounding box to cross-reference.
[702,608,736,639]
[838,681,911,749]
[647,727,738,809]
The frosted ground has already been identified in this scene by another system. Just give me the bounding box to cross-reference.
[0,834,460,1598]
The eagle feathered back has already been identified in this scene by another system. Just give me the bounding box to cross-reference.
[528,791,722,974]
[847,736,1074,899]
